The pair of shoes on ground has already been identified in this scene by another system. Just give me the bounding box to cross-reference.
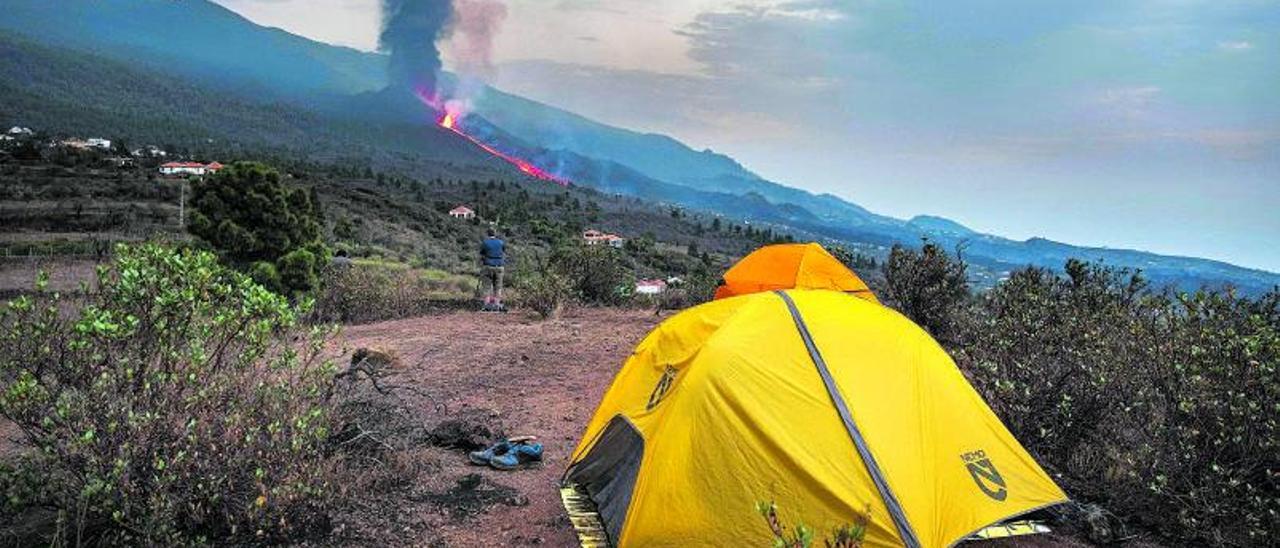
[469,436,542,470]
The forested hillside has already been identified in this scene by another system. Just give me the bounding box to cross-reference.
[0,33,502,178]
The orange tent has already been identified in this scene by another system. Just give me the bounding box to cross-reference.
[714,243,879,303]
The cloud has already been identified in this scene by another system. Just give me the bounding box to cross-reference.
[1217,40,1253,51]
[677,1,859,81]
[1090,85,1162,120]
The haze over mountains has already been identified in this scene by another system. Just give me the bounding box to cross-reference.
[2,0,1277,294]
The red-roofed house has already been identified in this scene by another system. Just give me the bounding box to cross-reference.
[584,229,625,248]
[159,162,223,176]
[449,205,476,220]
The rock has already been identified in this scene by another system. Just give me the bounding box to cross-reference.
[429,411,502,450]
[456,473,483,491]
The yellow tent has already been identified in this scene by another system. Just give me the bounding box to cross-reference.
[714,242,878,303]
[564,288,1066,547]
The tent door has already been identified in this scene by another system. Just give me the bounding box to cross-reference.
[564,415,645,545]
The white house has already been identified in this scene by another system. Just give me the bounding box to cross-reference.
[58,138,111,150]
[635,279,668,295]
[159,161,224,176]
[584,229,625,248]
[449,205,476,219]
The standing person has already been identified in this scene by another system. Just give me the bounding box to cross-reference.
[479,226,506,311]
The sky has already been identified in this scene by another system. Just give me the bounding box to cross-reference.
[214,0,1280,271]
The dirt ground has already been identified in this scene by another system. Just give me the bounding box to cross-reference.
[323,307,1119,548]
[0,257,101,296]
[323,307,661,547]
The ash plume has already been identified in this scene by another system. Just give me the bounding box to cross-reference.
[448,0,508,78]
[380,0,453,97]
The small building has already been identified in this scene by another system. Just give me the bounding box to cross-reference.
[449,205,476,220]
[58,138,110,150]
[159,161,223,176]
[133,145,168,158]
[584,229,625,248]
[6,127,33,136]
[635,279,668,295]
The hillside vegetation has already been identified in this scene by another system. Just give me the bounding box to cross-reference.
[0,149,796,301]
[881,244,1279,546]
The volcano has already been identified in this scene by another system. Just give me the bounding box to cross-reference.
[435,106,571,185]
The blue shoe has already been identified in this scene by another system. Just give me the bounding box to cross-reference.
[489,441,543,470]
[516,441,543,462]
[468,440,511,465]
[489,451,520,470]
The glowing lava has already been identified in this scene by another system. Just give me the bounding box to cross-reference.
[433,105,569,186]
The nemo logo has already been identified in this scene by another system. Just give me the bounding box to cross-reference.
[646,366,678,410]
[962,450,1008,501]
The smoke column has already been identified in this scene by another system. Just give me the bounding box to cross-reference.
[380,0,453,97]
[448,0,508,78]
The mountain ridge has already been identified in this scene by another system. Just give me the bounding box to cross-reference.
[0,0,1275,294]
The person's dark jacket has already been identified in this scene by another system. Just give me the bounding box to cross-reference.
[480,237,506,267]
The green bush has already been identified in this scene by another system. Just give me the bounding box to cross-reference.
[0,243,337,544]
[513,260,573,320]
[249,260,282,292]
[958,263,1278,545]
[882,242,969,342]
[313,261,477,324]
[885,248,1280,546]
[278,248,320,295]
[550,245,632,305]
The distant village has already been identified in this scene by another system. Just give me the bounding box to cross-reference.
[4,124,682,295]
[1,125,221,178]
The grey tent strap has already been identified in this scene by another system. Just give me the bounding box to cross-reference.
[775,290,922,548]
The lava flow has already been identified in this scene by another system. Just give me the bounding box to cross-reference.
[437,110,570,185]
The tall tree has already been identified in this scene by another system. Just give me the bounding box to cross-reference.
[188,162,326,293]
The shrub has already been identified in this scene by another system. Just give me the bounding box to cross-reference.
[0,243,337,544]
[278,248,320,295]
[649,270,721,313]
[514,261,573,320]
[313,261,477,324]
[249,260,282,292]
[882,243,969,342]
[550,245,632,305]
[941,257,1279,545]
[756,500,867,548]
